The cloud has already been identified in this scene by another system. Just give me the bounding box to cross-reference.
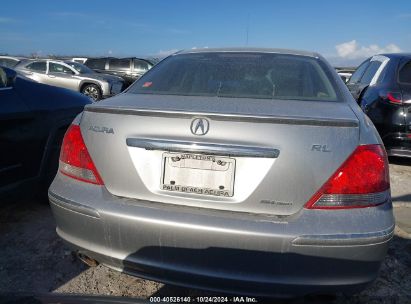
[335,40,402,59]
[156,49,179,57]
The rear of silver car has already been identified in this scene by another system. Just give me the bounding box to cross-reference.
[49,49,394,297]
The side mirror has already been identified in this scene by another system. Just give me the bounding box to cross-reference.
[1,67,17,87]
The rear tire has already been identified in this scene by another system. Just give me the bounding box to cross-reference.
[81,84,102,102]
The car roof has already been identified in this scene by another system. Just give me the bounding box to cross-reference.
[176,47,320,58]
[18,59,75,68]
[88,57,148,60]
[23,59,64,63]
[377,53,411,59]
[0,56,25,60]
[86,57,154,65]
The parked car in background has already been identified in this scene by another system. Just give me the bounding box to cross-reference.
[71,57,88,64]
[85,57,153,87]
[0,66,90,200]
[335,67,355,83]
[0,56,24,68]
[54,57,89,64]
[145,57,161,65]
[15,59,124,101]
[49,48,394,297]
[347,54,411,157]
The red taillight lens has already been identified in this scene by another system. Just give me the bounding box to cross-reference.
[59,124,104,185]
[387,92,402,104]
[305,145,390,209]
[380,91,403,104]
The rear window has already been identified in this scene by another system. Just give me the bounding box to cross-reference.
[134,59,151,71]
[26,61,47,72]
[0,58,19,68]
[349,60,370,84]
[85,58,106,70]
[360,61,382,84]
[129,53,338,101]
[109,59,130,70]
[399,61,411,83]
[0,68,7,87]
[49,62,74,74]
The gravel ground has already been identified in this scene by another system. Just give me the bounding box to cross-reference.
[0,158,410,303]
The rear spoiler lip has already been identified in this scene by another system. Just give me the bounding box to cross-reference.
[84,106,359,128]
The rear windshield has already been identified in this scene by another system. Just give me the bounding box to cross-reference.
[128,52,338,101]
[399,60,411,83]
[85,58,106,70]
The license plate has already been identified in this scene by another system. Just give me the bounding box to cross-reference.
[161,153,235,197]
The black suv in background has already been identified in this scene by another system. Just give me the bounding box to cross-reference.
[84,57,153,87]
[347,53,411,157]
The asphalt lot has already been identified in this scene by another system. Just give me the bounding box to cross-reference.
[0,158,410,303]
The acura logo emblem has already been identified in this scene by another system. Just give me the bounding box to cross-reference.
[190,118,210,136]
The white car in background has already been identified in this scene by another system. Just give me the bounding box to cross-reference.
[15,59,124,101]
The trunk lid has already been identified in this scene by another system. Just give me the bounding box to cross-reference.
[80,94,359,216]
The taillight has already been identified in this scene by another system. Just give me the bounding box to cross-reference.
[59,124,104,185]
[380,91,403,104]
[305,145,390,209]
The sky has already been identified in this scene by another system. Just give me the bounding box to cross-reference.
[1,0,411,66]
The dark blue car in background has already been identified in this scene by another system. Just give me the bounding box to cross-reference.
[0,66,90,200]
[347,53,411,158]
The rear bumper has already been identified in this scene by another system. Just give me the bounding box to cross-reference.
[48,175,395,297]
[387,148,411,158]
[383,133,411,157]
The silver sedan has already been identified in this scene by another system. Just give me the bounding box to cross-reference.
[15,59,124,101]
[49,48,394,297]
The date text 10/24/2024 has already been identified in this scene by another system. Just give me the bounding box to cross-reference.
[149,296,258,303]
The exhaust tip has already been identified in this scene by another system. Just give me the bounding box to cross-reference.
[76,252,99,267]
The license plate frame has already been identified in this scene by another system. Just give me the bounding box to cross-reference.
[161,152,236,197]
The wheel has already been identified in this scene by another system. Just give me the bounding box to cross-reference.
[81,84,102,102]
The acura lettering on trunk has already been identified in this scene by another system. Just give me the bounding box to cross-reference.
[49,48,395,297]
[88,125,114,134]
